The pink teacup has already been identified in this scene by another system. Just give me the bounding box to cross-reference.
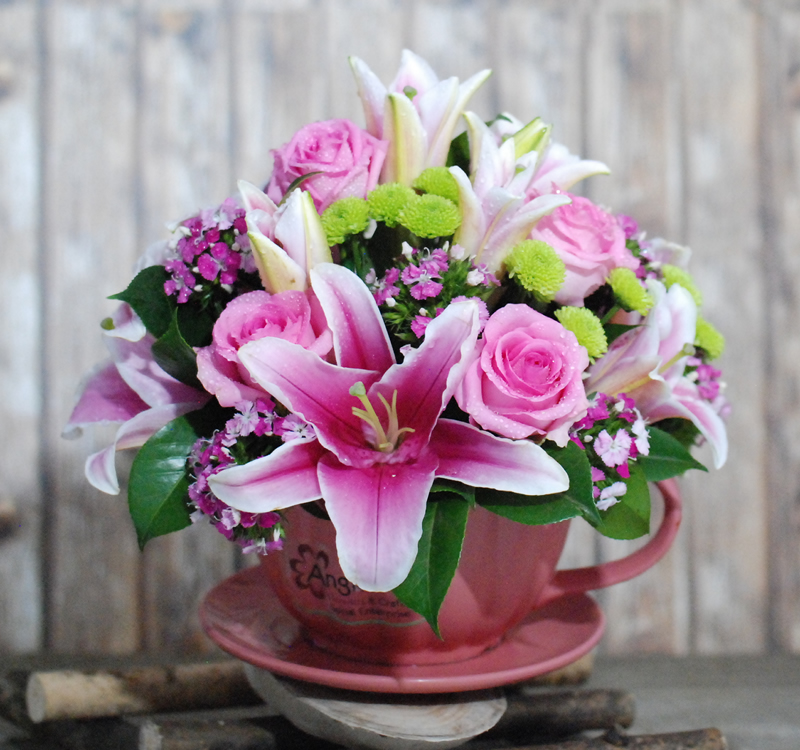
[259,479,682,666]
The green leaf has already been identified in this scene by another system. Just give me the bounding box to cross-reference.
[278,171,323,206]
[128,419,195,549]
[392,497,470,637]
[476,440,600,525]
[429,479,475,506]
[589,463,651,540]
[151,309,200,389]
[639,425,707,482]
[128,402,231,549]
[177,303,215,348]
[446,131,470,172]
[109,265,173,338]
[604,322,639,346]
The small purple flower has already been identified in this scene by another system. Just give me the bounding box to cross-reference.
[411,314,433,338]
[401,263,444,300]
[631,418,650,456]
[594,429,633,467]
[597,481,627,511]
[616,214,639,239]
[370,267,401,306]
[276,414,316,442]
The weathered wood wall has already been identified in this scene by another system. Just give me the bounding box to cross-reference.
[0,0,796,656]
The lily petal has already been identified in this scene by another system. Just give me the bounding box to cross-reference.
[310,263,395,372]
[374,299,480,456]
[63,362,149,438]
[209,440,326,511]
[237,337,380,464]
[238,179,278,214]
[273,190,333,276]
[105,333,206,409]
[247,215,306,294]
[349,55,388,137]
[431,419,569,494]
[318,450,438,591]
[382,92,427,184]
[85,402,199,494]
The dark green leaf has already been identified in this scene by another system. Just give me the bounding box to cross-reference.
[279,172,323,205]
[446,131,470,172]
[392,497,469,637]
[177,304,215,348]
[604,323,639,346]
[429,479,475,506]
[589,463,651,540]
[128,418,196,549]
[651,418,701,450]
[151,310,201,389]
[109,265,173,338]
[477,440,600,525]
[639,425,707,481]
[128,401,231,549]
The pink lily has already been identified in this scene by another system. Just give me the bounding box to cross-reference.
[239,180,332,294]
[209,264,568,591]
[488,113,611,193]
[451,112,612,274]
[349,50,491,184]
[585,281,727,468]
[63,304,210,494]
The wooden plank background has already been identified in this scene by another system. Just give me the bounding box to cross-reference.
[0,0,795,656]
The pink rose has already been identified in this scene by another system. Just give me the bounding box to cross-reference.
[197,291,332,407]
[530,194,638,306]
[266,119,388,212]
[455,305,589,445]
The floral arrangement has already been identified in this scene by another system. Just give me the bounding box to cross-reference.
[65,51,728,631]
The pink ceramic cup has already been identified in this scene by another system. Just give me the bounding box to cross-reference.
[259,479,682,666]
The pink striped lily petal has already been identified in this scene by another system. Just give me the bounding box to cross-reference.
[209,440,325,513]
[64,362,149,438]
[85,402,199,494]
[237,336,380,466]
[642,379,728,469]
[310,263,395,372]
[431,419,569,495]
[106,332,205,409]
[318,450,439,592]
[375,299,480,457]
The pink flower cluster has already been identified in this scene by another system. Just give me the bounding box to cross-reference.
[570,393,650,510]
[187,397,317,553]
[368,244,496,340]
[164,199,253,304]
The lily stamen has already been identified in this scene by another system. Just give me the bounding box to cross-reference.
[350,382,415,452]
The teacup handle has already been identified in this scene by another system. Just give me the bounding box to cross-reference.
[537,479,682,606]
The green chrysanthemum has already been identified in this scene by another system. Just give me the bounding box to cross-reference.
[554,306,608,360]
[695,316,725,360]
[607,267,653,314]
[662,264,703,307]
[397,193,461,238]
[505,240,565,303]
[366,183,415,227]
[321,197,370,246]
[412,167,460,205]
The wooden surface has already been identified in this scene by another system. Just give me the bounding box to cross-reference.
[0,0,794,656]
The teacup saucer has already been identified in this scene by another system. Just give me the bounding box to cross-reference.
[199,566,604,694]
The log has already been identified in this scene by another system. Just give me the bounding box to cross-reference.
[516,652,595,687]
[21,655,592,723]
[25,661,261,723]
[514,727,727,750]
[491,688,635,739]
